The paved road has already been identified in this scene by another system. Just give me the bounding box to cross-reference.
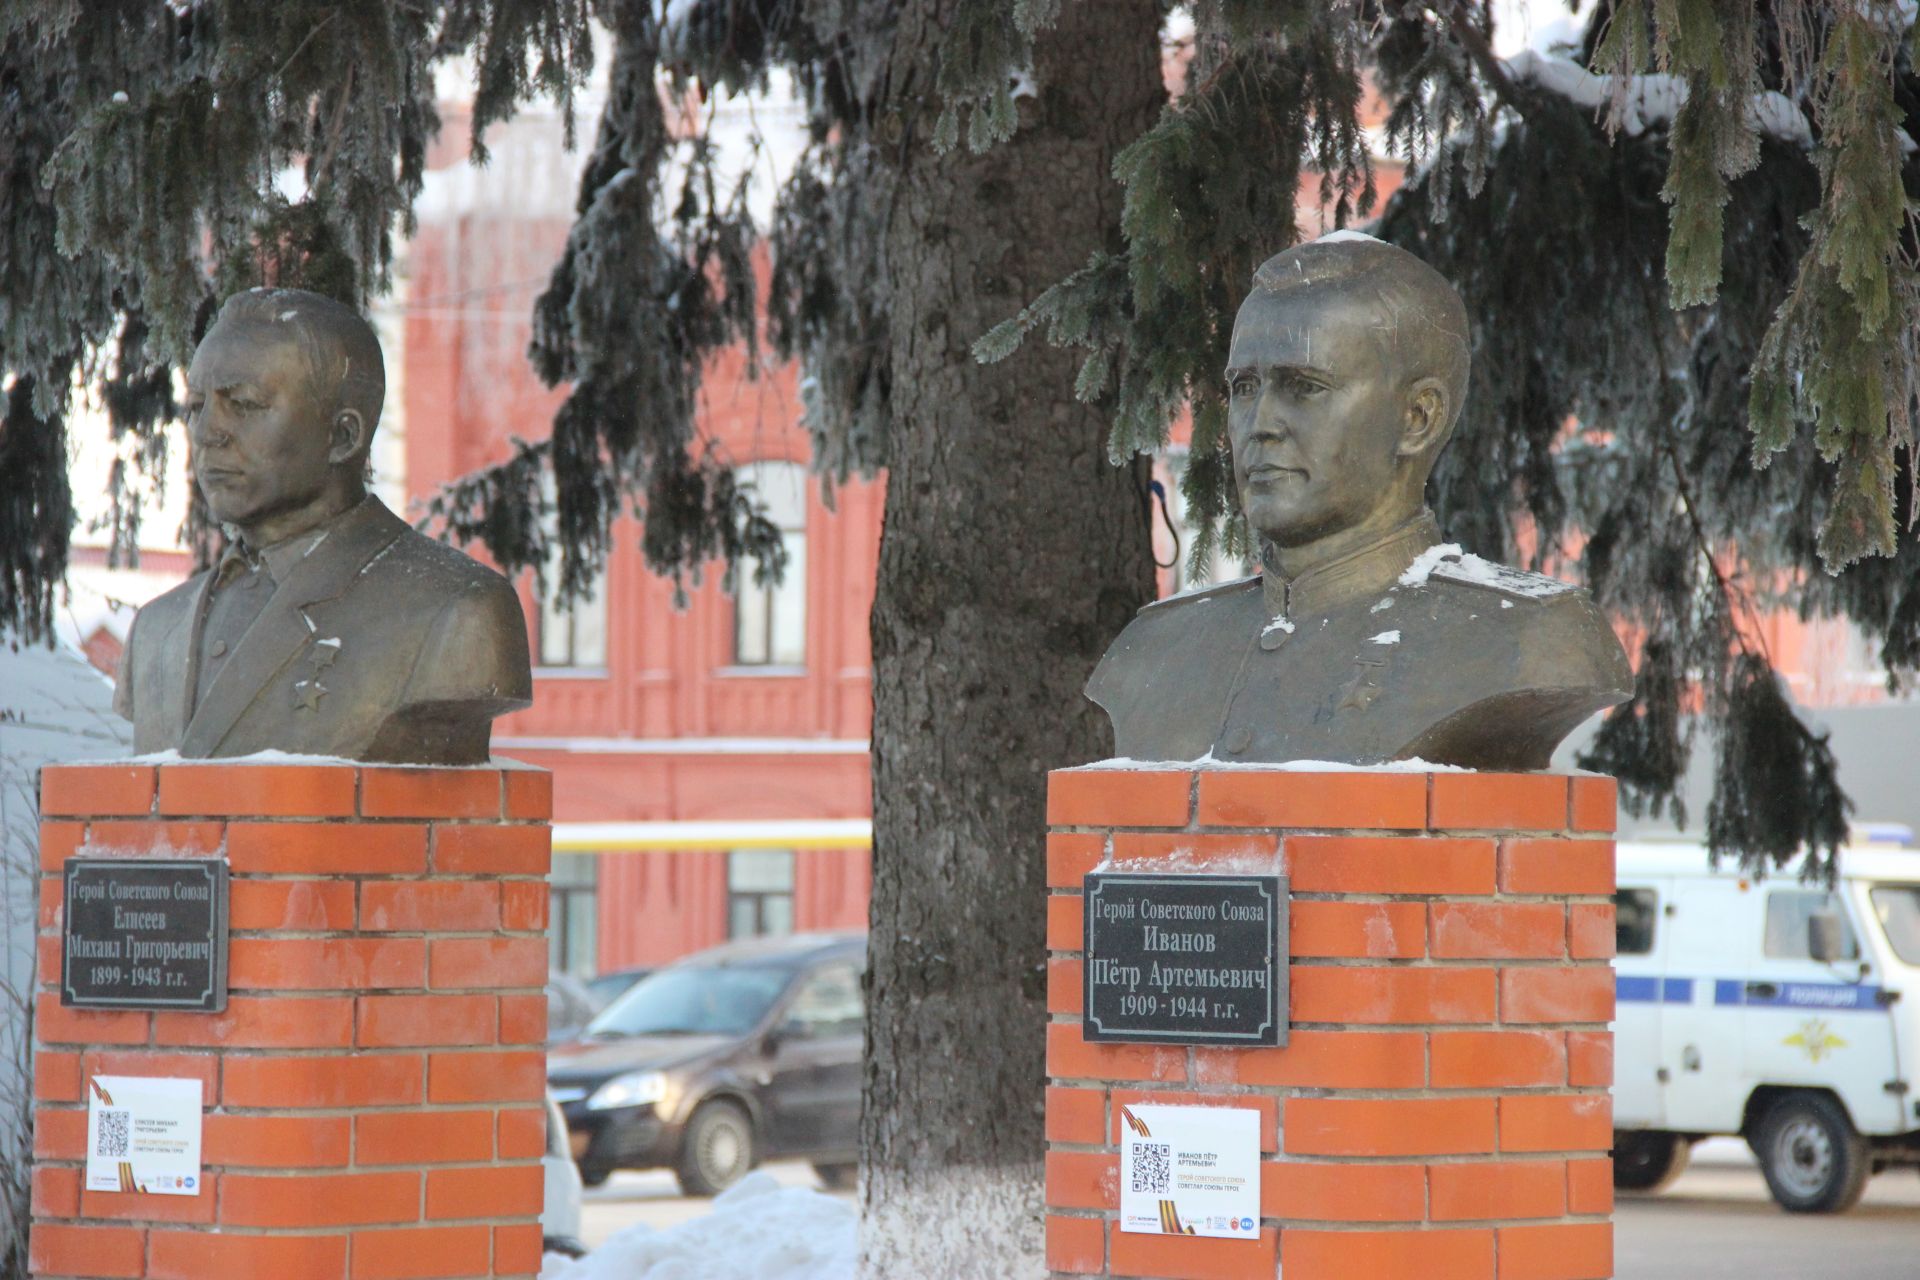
[579,1143,1920,1275]
[1617,1140,1920,1279]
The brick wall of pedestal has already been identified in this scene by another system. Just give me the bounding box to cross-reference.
[30,760,553,1280]
[1043,766,1617,1280]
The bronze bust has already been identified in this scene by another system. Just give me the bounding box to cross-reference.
[114,289,532,765]
[1088,235,1631,770]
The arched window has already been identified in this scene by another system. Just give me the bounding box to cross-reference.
[534,474,609,669]
[733,461,808,667]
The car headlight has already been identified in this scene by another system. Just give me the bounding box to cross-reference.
[587,1070,667,1111]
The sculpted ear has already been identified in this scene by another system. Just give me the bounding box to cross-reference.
[328,407,369,466]
[1398,376,1451,459]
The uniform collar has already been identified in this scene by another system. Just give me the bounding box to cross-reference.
[220,497,369,584]
[1260,510,1442,624]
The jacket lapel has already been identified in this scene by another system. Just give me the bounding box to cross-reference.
[172,573,218,746]
[179,498,409,757]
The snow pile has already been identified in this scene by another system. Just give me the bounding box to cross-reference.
[538,1174,856,1280]
[1262,614,1296,637]
[1369,630,1402,646]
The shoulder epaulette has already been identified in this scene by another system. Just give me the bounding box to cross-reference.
[1427,554,1577,603]
[1139,574,1261,613]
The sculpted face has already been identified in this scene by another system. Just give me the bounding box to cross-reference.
[185,317,341,543]
[1226,284,1428,551]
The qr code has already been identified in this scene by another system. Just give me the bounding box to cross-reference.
[1130,1142,1171,1195]
[95,1108,130,1158]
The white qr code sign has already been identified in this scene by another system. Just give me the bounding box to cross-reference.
[85,1075,203,1196]
[1118,1103,1260,1240]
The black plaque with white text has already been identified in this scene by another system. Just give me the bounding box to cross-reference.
[1081,873,1286,1046]
[61,860,228,1012]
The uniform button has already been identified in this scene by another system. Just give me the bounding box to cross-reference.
[1224,726,1253,754]
[210,640,228,657]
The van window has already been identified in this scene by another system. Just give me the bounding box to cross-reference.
[1615,888,1658,955]
[1869,886,1920,965]
[1762,890,1860,961]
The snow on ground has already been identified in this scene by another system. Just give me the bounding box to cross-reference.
[540,1173,856,1280]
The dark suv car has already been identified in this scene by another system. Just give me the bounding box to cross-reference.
[547,932,864,1195]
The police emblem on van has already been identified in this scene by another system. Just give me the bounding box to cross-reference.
[1783,1017,1848,1063]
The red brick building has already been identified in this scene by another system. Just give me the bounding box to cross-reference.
[395,97,881,976]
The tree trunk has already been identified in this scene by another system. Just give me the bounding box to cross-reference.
[860,3,1164,1275]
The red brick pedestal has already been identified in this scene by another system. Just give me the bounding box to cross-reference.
[30,760,553,1280]
[1044,765,1617,1280]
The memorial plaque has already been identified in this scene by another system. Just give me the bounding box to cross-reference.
[61,860,228,1012]
[1082,873,1286,1046]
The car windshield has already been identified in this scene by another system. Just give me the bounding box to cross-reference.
[585,971,645,1009]
[1869,885,1920,966]
[585,965,792,1037]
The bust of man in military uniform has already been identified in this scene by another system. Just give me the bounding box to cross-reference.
[114,288,532,765]
[1088,234,1631,770]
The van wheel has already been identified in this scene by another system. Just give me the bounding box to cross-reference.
[1612,1132,1690,1192]
[1754,1093,1870,1213]
[676,1100,754,1197]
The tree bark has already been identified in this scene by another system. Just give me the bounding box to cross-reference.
[859,3,1164,1276]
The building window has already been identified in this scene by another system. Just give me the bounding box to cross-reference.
[1163,450,1245,596]
[733,461,808,667]
[1614,888,1658,955]
[538,581,608,667]
[549,853,599,975]
[727,849,795,939]
[535,476,609,669]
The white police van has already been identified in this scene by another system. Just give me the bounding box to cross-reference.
[1613,839,1920,1212]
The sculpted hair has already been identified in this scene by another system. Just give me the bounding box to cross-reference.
[215,288,386,441]
[1250,236,1470,436]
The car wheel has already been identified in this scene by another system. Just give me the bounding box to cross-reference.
[1754,1093,1870,1214]
[812,1162,857,1191]
[1612,1131,1690,1192]
[676,1100,755,1197]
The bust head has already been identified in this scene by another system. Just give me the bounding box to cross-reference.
[185,288,385,548]
[1225,234,1469,566]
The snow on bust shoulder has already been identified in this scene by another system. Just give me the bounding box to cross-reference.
[539,1172,856,1280]
[1397,543,1572,600]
